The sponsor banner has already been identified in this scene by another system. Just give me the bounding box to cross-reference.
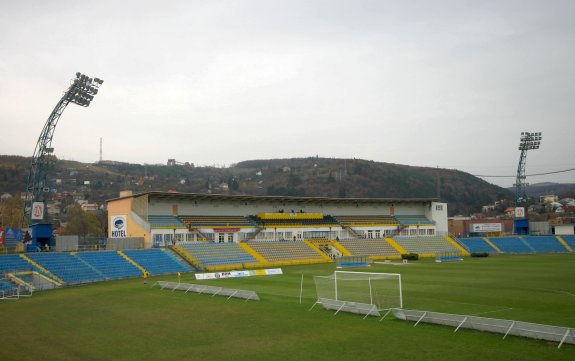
[0,227,4,245]
[471,223,502,233]
[4,228,23,241]
[110,215,128,238]
[31,202,45,220]
[195,268,283,280]
[213,228,240,233]
[515,207,525,218]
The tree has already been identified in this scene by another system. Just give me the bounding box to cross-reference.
[62,204,104,237]
[0,196,27,228]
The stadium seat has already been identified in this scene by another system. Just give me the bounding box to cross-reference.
[246,241,325,262]
[521,236,569,253]
[392,236,459,255]
[123,249,193,275]
[76,251,144,279]
[178,242,258,268]
[455,237,499,254]
[27,252,106,285]
[336,238,401,257]
[487,237,534,254]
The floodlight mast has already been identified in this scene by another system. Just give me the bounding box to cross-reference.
[514,132,542,212]
[23,72,104,224]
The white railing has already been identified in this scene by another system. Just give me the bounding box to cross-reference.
[393,309,575,348]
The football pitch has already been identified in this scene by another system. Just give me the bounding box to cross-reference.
[1,254,574,360]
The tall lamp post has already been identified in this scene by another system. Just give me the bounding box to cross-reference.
[514,132,542,234]
[24,72,104,224]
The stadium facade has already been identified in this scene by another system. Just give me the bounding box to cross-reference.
[106,191,447,248]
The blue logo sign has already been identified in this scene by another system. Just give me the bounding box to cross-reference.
[114,218,124,229]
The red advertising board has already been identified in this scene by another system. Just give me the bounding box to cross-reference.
[0,227,5,245]
[213,228,240,233]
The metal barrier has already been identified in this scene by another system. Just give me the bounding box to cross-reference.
[392,308,575,348]
[155,281,260,301]
[309,298,381,319]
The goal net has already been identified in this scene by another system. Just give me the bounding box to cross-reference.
[312,271,402,315]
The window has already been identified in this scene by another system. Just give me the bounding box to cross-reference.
[186,233,195,241]
[435,204,443,211]
[409,228,417,236]
[427,229,435,236]
[367,230,373,239]
[218,233,225,243]
[375,230,381,239]
[175,233,184,242]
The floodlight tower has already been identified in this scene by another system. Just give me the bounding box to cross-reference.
[514,131,542,210]
[23,72,104,223]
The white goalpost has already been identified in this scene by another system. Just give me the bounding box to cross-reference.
[310,271,403,318]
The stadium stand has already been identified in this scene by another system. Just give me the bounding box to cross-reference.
[336,238,401,258]
[0,254,38,274]
[521,236,569,253]
[487,237,534,254]
[392,236,459,255]
[177,242,258,268]
[26,253,106,285]
[148,215,187,228]
[0,279,16,292]
[395,215,435,225]
[455,237,499,254]
[560,235,575,250]
[246,241,327,263]
[333,215,398,226]
[123,249,193,275]
[76,251,144,279]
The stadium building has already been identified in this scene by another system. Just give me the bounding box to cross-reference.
[106,191,448,249]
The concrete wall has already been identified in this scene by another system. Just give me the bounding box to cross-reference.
[107,197,151,248]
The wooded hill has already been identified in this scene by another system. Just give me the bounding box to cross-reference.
[0,155,518,216]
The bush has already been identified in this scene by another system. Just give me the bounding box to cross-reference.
[470,252,489,258]
[401,253,419,261]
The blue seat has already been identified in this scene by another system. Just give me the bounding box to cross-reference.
[124,249,193,275]
[488,237,533,254]
[456,237,498,253]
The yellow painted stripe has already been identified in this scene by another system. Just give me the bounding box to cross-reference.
[19,254,64,284]
[445,236,470,256]
[556,236,573,252]
[170,245,204,269]
[238,243,269,264]
[304,239,332,261]
[331,240,352,256]
[385,237,408,255]
[6,273,35,290]
[118,251,147,275]
[483,238,503,253]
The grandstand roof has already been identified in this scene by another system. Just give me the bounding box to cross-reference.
[108,191,439,205]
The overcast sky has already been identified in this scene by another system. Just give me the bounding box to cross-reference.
[0,0,573,188]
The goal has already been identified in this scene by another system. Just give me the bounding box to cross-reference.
[311,271,403,317]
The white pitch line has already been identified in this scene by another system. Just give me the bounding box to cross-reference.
[534,288,575,297]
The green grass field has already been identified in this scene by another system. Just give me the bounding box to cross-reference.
[1,254,574,360]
